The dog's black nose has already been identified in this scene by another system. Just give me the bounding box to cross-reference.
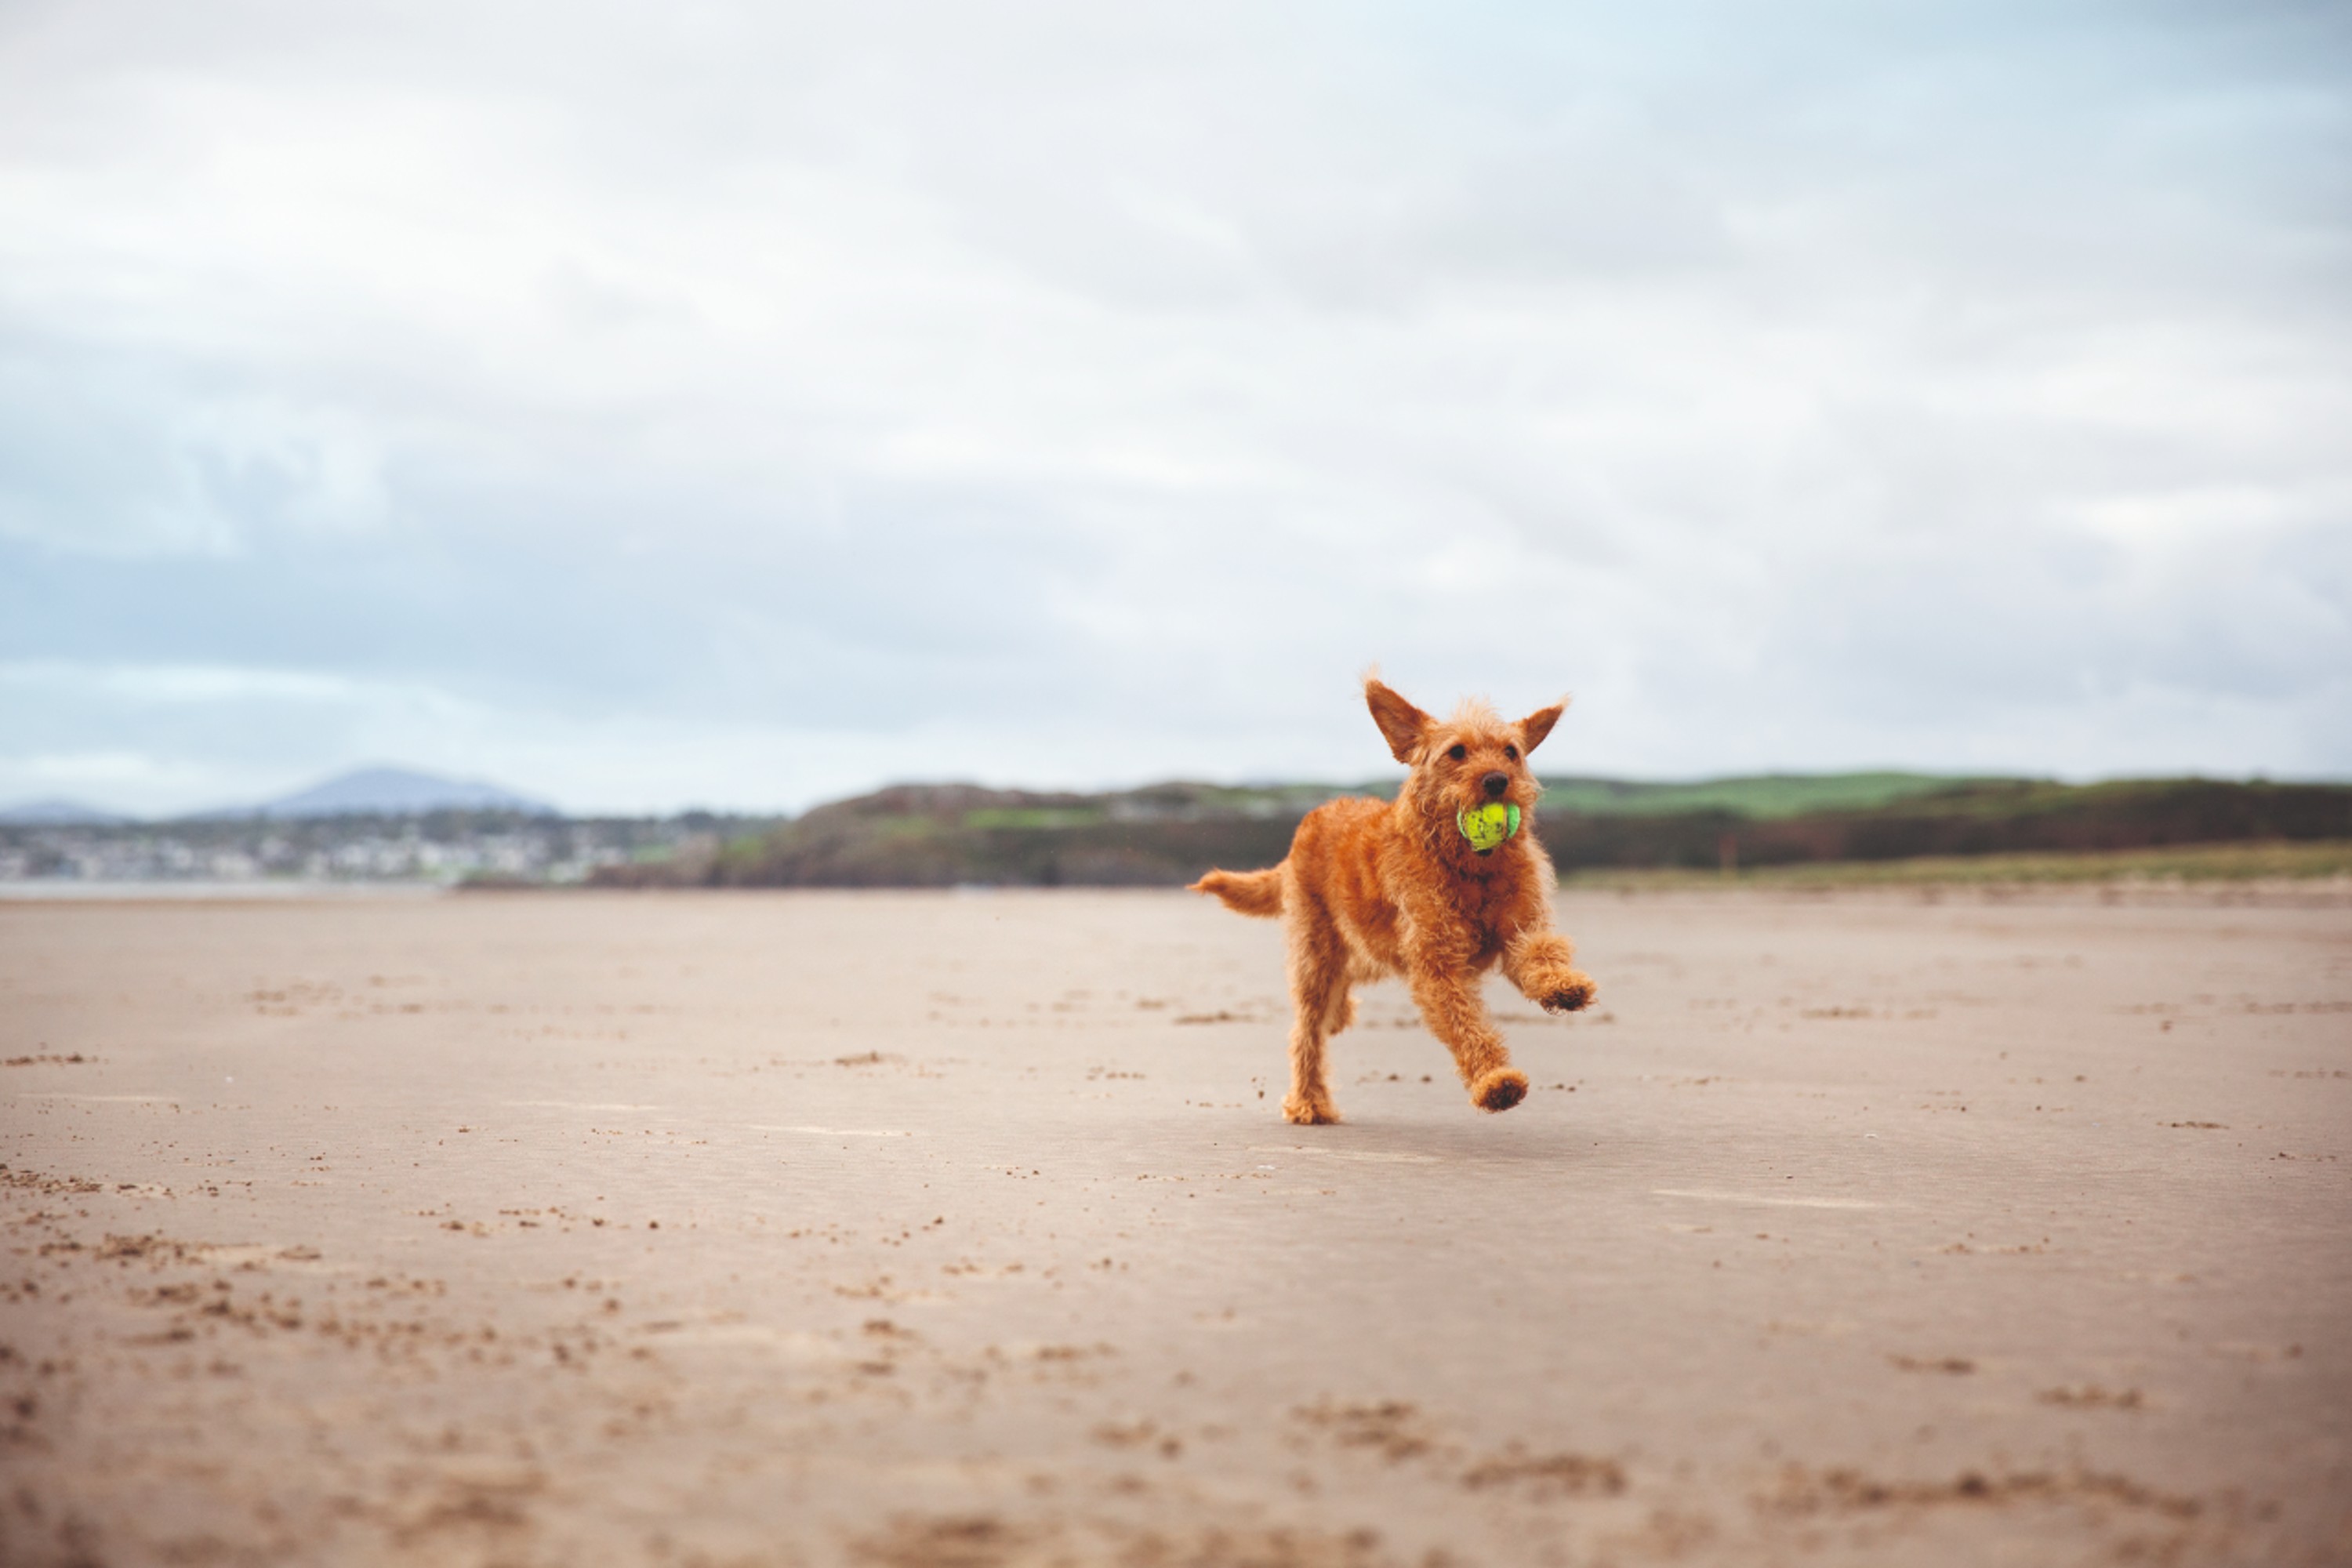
[1481,771,1509,799]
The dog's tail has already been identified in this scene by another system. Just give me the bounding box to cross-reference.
[1189,864,1286,919]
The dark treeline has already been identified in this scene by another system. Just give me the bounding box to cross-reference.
[1549,779,2350,871]
[589,777,2352,889]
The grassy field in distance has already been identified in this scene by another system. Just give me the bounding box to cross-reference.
[1534,771,1978,818]
[1559,837,2352,888]
[568,772,2351,889]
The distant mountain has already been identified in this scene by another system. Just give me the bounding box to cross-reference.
[0,798,133,826]
[236,767,557,819]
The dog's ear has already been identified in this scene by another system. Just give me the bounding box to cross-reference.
[1365,678,1434,763]
[1516,699,1569,756]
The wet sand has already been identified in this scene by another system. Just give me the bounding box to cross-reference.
[2,887,2347,1566]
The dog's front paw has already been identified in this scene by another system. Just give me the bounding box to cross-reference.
[1470,1067,1528,1113]
[1541,974,1598,1014]
[1283,1094,1341,1126]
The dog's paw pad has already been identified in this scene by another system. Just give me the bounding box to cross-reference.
[1283,1098,1341,1126]
[1472,1069,1528,1113]
[1542,981,1596,1014]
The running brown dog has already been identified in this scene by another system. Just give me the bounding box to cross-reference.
[1192,677,1598,1123]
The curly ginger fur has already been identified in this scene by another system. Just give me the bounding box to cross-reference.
[1192,677,1598,1124]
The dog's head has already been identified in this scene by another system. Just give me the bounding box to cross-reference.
[1364,677,1564,819]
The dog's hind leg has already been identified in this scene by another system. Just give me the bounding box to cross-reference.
[1281,922,1348,1125]
[1406,961,1528,1113]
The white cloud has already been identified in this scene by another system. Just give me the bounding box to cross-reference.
[1,0,2346,814]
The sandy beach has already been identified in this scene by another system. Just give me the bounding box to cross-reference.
[2,886,2347,1566]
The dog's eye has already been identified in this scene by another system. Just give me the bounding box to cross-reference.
[1503,745,1518,761]
[1446,744,1467,760]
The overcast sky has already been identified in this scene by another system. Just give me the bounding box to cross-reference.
[2,1,2347,815]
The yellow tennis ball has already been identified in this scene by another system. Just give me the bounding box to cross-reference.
[1457,801,1520,854]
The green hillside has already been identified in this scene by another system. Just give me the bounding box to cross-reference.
[588,772,2352,889]
[1533,771,1977,819]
